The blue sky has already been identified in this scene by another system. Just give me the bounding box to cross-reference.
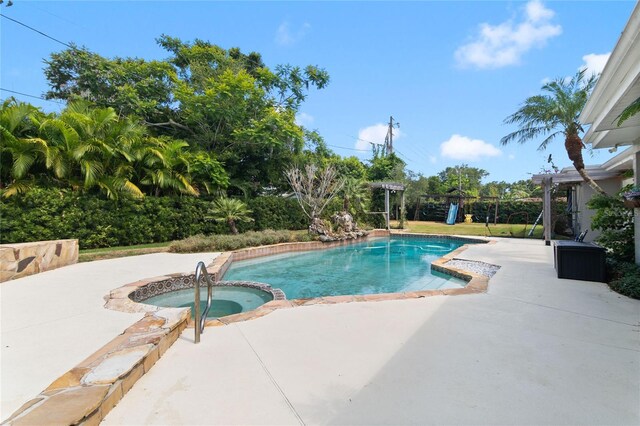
[1,1,636,183]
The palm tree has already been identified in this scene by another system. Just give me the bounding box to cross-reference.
[140,137,198,196]
[501,70,605,195]
[340,177,369,214]
[0,100,49,196]
[41,102,145,199]
[208,197,253,234]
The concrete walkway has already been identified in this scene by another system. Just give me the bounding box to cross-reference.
[0,252,218,419]
[102,239,640,425]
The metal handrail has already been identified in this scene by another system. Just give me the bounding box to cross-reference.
[194,261,214,344]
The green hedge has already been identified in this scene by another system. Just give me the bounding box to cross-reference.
[247,196,308,232]
[415,200,567,224]
[0,189,310,249]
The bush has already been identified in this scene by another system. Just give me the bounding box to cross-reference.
[0,189,311,249]
[606,259,640,299]
[168,230,315,253]
[587,192,634,262]
[248,196,308,231]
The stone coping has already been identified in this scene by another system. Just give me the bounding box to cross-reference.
[128,276,285,304]
[3,231,497,425]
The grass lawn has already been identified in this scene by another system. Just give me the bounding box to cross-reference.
[396,220,545,239]
[79,221,546,262]
[79,242,171,262]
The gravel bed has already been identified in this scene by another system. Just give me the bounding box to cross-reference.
[445,259,500,278]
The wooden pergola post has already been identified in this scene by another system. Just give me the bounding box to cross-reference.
[399,191,405,229]
[543,177,552,246]
[384,188,390,230]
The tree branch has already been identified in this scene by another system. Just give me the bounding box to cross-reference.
[144,119,196,135]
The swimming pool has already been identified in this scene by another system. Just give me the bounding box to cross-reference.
[224,236,470,299]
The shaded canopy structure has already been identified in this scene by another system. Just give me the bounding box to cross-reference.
[369,182,405,230]
[532,168,620,245]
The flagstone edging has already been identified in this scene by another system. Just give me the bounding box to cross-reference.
[2,307,189,425]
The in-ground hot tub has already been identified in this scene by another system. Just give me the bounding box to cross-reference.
[130,279,284,318]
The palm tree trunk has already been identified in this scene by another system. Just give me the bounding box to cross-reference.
[564,134,607,195]
[228,219,238,234]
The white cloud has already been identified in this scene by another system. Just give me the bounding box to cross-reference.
[455,0,561,69]
[526,0,554,22]
[295,112,314,127]
[355,123,404,151]
[508,154,516,160]
[440,134,502,161]
[541,52,611,86]
[275,21,311,46]
[579,52,610,77]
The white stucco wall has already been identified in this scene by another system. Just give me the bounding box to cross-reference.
[574,177,624,243]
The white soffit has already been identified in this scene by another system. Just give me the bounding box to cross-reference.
[585,126,640,149]
[594,74,640,132]
[580,3,640,149]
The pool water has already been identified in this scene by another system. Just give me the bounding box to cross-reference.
[142,286,273,318]
[224,237,469,299]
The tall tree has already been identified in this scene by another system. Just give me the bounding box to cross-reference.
[43,36,330,194]
[501,70,604,194]
[44,46,176,121]
[437,165,488,196]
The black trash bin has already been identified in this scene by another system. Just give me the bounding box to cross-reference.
[554,241,606,282]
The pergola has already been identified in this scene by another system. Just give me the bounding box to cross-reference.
[531,169,620,245]
[369,182,405,230]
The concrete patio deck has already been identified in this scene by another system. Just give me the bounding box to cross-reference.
[100,238,640,425]
[0,252,218,419]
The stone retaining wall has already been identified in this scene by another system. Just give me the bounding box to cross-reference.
[0,240,78,282]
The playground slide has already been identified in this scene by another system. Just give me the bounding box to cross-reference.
[446,203,458,225]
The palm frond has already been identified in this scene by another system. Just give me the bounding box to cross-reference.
[1,180,34,198]
[617,96,640,126]
[12,153,36,179]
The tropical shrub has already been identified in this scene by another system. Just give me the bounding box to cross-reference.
[606,259,640,300]
[168,230,314,253]
[587,192,634,262]
[207,197,253,234]
[0,100,228,199]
